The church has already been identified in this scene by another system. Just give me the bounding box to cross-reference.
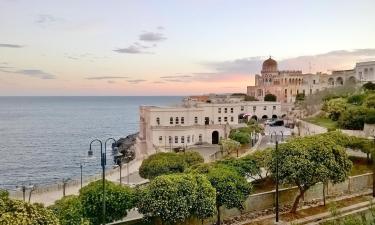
[247,57,375,103]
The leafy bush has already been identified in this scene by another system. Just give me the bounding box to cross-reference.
[347,94,365,105]
[264,93,277,102]
[139,152,187,179]
[363,82,375,91]
[338,106,368,130]
[49,195,89,225]
[0,192,60,225]
[295,93,305,101]
[244,95,258,101]
[322,98,347,121]
[364,94,375,108]
[180,151,204,167]
[79,180,134,225]
[229,131,250,144]
[137,173,216,224]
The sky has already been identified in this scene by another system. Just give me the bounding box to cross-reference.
[0,0,375,96]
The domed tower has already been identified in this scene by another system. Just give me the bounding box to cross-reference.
[262,57,278,73]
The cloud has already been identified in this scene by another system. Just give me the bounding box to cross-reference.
[15,69,56,79]
[113,44,153,54]
[152,81,165,84]
[160,75,192,79]
[127,79,146,84]
[204,49,375,74]
[139,32,167,42]
[107,80,115,84]
[36,14,62,25]
[0,43,24,48]
[157,26,164,30]
[86,76,128,80]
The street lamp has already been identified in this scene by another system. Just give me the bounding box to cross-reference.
[368,136,375,198]
[270,131,282,223]
[88,138,117,225]
[62,178,71,197]
[113,147,123,185]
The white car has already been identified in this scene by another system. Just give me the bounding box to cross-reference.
[264,119,273,125]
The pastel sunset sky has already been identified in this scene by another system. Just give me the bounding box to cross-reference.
[1,0,375,96]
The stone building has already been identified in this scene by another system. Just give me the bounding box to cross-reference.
[247,58,375,103]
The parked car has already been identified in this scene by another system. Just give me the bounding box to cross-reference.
[264,119,273,125]
[270,120,284,127]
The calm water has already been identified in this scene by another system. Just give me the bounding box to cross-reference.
[0,96,181,190]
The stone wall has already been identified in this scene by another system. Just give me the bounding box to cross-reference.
[295,119,328,136]
[219,173,372,221]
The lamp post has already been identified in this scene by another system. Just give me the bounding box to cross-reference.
[271,131,280,223]
[113,147,123,185]
[62,178,71,197]
[80,163,83,189]
[368,136,375,198]
[88,138,117,225]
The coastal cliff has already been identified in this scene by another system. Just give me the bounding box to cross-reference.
[114,132,138,163]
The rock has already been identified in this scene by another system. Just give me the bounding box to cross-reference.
[114,132,138,163]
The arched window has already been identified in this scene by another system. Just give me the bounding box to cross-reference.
[156,117,160,125]
[199,134,203,142]
[175,117,179,124]
[169,117,173,125]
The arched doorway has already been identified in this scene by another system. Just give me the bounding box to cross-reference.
[262,115,268,120]
[336,77,344,85]
[328,77,334,86]
[272,115,278,119]
[251,115,258,121]
[212,131,219,144]
[348,76,356,84]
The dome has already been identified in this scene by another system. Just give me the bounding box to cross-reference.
[262,57,278,72]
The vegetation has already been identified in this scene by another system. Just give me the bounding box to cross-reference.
[306,83,375,130]
[363,81,375,91]
[79,180,134,225]
[228,121,263,145]
[136,173,216,224]
[0,189,60,225]
[139,152,204,179]
[295,93,305,101]
[244,95,258,101]
[49,195,89,225]
[269,133,352,213]
[264,93,277,102]
[220,138,241,155]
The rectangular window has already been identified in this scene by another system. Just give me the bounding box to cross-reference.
[156,117,160,125]
[313,80,316,84]
[187,135,190,143]
[230,116,234,122]
[169,136,172,144]
[224,108,227,113]
[181,117,185,124]
[175,117,179,124]
[218,117,221,123]
[273,106,276,110]
[230,108,233,113]
[181,136,185,143]
[170,117,173,125]
[194,116,198,124]
[253,106,256,111]
[264,106,267,110]
[218,108,221,113]
[365,68,369,74]
[199,134,202,142]
[241,106,244,111]
[175,136,178,143]
[159,136,162,142]
[224,117,228,122]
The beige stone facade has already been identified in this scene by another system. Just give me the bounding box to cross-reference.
[247,58,375,103]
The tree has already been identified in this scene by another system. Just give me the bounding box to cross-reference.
[244,95,259,101]
[295,93,305,101]
[139,152,187,179]
[269,134,352,213]
[264,93,277,102]
[364,94,375,108]
[180,151,204,167]
[49,195,89,225]
[347,94,365,105]
[220,138,241,155]
[363,82,375,91]
[205,165,252,225]
[136,173,216,224]
[322,98,347,121]
[338,106,367,130]
[79,180,134,225]
[229,131,250,145]
[0,190,60,225]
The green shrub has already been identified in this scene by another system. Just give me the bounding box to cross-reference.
[338,106,367,130]
[139,152,187,179]
[180,151,204,167]
[49,195,89,225]
[363,82,375,91]
[229,131,250,144]
[264,93,277,102]
[347,94,365,105]
[79,180,134,225]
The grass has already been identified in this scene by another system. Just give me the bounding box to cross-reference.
[304,116,338,130]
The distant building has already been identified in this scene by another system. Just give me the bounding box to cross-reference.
[247,58,375,103]
[136,95,281,156]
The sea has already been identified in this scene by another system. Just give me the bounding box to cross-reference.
[0,96,182,190]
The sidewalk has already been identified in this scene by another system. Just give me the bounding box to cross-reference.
[10,159,146,206]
